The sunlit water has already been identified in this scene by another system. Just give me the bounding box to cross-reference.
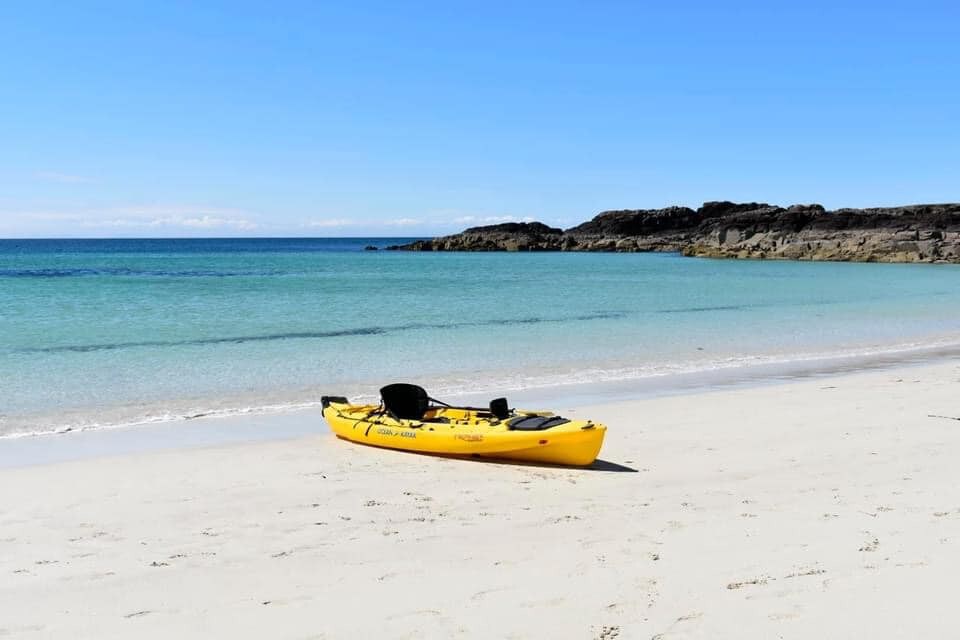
[3,238,960,437]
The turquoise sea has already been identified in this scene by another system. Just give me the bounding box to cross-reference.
[3,238,960,438]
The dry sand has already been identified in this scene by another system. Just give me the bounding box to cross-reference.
[3,361,960,638]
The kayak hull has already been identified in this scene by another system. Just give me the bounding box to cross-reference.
[322,403,606,467]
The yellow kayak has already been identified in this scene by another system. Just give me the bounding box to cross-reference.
[321,384,606,466]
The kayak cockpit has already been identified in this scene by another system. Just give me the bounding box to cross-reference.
[321,384,606,466]
[321,383,571,431]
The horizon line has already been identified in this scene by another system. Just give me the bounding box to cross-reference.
[0,235,432,241]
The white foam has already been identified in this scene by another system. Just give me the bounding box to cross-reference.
[4,333,960,441]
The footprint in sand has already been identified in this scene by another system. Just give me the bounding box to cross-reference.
[471,587,508,601]
[783,568,826,579]
[403,491,434,503]
[641,578,661,608]
[91,571,116,580]
[650,611,702,637]
[596,625,620,639]
[859,538,880,552]
[552,514,581,524]
[727,576,770,590]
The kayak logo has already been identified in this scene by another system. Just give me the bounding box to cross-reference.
[376,427,417,439]
[454,434,484,442]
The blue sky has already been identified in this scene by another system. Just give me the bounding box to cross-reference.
[1,1,957,237]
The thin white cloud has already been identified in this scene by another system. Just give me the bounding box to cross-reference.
[90,215,259,231]
[384,217,423,227]
[0,204,261,236]
[303,215,523,230]
[34,171,94,184]
[80,206,260,231]
[2,211,86,222]
[0,205,550,237]
[304,218,357,228]
[155,215,257,230]
[102,205,253,218]
[452,215,535,225]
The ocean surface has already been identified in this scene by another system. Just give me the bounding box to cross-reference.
[3,237,960,439]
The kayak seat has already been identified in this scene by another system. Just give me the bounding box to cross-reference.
[508,415,570,431]
[381,383,430,420]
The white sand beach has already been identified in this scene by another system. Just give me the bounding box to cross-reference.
[3,360,960,639]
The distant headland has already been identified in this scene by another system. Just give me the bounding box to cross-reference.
[387,202,960,263]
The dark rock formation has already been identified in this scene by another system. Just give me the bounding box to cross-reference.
[363,245,378,251]
[390,222,562,252]
[697,201,783,219]
[388,203,960,263]
[685,203,960,262]
[565,207,698,236]
[464,222,562,235]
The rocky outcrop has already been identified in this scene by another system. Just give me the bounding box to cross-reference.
[685,203,960,262]
[565,206,699,236]
[392,222,563,252]
[389,202,960,263]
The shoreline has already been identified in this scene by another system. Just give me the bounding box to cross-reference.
[6,330,960,447]
[5,333,960,463]
[2,358,959,637]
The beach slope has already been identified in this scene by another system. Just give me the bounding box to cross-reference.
[3,362,960,638]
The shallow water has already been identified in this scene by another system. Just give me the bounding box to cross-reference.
[3,238,960,437]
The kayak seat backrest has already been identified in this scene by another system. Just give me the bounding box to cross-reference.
[507,415,570,431]
[380,383,430,420]
[489,397,510,419]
